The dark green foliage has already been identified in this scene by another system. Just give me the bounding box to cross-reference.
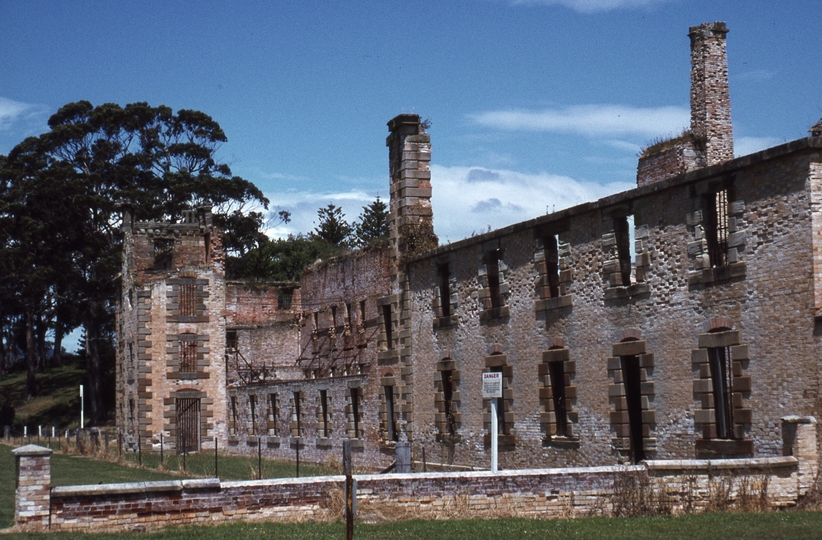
[227,234,340,282]
[0,400,14,426]
[354,196,390,247]
[312,203,354,247]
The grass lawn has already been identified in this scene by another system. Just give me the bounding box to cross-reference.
[1,511,822,539]
[0,361,89,429]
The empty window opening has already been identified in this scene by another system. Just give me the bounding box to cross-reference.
[204,232,211,263]
[153,238,174,271]
[249,394,258,435]
[268,393,279,436]
[226,330,238,351]
[544,235,560,298]
[127,341,134,367]
[277,289,293,310]
[615,215,635,286]
[319,389,330,438]
[486,250,502,309]
[437,263,452,317]
[351,388,362,439]
[331,306,338,329]
[176,397,200,453]
[230,396,238,435]
[313,312,319,332]
[180,283,197,318]
[708,346,735,439]
[442,370,456,435]
[382,305,394,349]
[548,361,567,437]
[346,303,353,326]
[293,391,303,437]
[385,386,398,442]
[707,189,729,267]
[359,300,367,326]
[128,397,135,424]
[179,334,197,373]
[620,355,646,464]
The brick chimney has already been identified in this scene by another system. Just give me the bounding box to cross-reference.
[637,22,733,187]
[689,21,733,165]
[386,114,436,274]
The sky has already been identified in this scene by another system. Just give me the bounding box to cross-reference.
[2,0,821,247]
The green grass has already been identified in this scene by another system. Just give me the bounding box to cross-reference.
[3,512,822,539]
[0,360,88,429]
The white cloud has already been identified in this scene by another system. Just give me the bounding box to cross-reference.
[0,96,47,131]
[262,165,634,244]
[430,164,633,242]
[469,104,689,137]
[734,136,782,158]
[509,0,671,13]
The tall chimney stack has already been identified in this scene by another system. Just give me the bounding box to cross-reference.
[689,22,733,165]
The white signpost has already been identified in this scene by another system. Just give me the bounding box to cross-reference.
[80,385,84,429]
[482,372,503,473]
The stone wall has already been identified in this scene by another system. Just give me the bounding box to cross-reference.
[404,139,822,470]
[12,424,818,533]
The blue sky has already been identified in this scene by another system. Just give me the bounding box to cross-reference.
[2,0,821,245]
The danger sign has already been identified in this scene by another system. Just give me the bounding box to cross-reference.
[482,372,503,398]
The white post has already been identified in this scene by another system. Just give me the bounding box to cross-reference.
[491,398,498,473]
[24,426,27,438]
[38,425,41,437]
[51,426,55,438]
[80,385,84,429]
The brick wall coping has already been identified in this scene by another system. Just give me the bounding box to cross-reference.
[355,464,645,482]
[52,478,220,497]
[782,415,817,425]
[220,475,344,489]
[644,456,797,472]
[11,444,53,457]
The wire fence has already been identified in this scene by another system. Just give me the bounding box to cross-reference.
[2,425,336,481]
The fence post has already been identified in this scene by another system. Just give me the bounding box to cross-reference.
[344,440,354,540]
[12,444,52,531]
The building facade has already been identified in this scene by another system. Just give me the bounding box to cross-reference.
[117,22,822,470]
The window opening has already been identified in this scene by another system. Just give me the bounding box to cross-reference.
[548,361,567,437]
[230,396,238,435]
[277,289,293,310]
[268,393,278,436]
[442,370,455,435]
[179,334,197,373]
[707,189,729,267]
[313,312,319,332]
[153,238,174,271]
[385,386,398,442]
[346,303,353,326]
[249,394,258,435]
[614,216,634,286]
[179,283,197,318]
[294,391,302,437]
[331,306,338,329]
[359,300,367,326]
[544,235,560,298]
[708,346,735,439]
[620,355,646,463]
[351,388,361,438]
[226,330,238,350]
[382,305,393,349]
[437,263,452,317]
[319,389,330,437]
[486,250,502,309]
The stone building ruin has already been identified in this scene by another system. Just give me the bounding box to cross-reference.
[116,22,822,471]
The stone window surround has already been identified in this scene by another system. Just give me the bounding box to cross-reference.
[607,329,658,460]
[692,316,753,457]
[687,179,747,286]
[601,209,652,301]
[290,386,304,442]
[435,352,462,444]
[316,385,333,447]
[267,392,279,439]
[166,278,209,323]
[166,333,210,380]
[479,241,510,321]
[482,345,515,447]
[539,338,579,448]
[433,257,459,329]
[534,227,573,312]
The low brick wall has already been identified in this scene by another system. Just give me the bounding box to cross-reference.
[10,448,812,533]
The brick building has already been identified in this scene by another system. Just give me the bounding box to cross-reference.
[116,22,822,470]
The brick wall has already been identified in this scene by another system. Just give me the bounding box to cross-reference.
[404,140,822,470]
[13,425,816,532]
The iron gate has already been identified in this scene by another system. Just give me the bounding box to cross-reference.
[176,398,200,453]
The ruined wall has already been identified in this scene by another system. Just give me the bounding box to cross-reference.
[405,141,822,470]
[225,282,301,383]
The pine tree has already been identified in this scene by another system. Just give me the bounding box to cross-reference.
[354,196,389,247]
